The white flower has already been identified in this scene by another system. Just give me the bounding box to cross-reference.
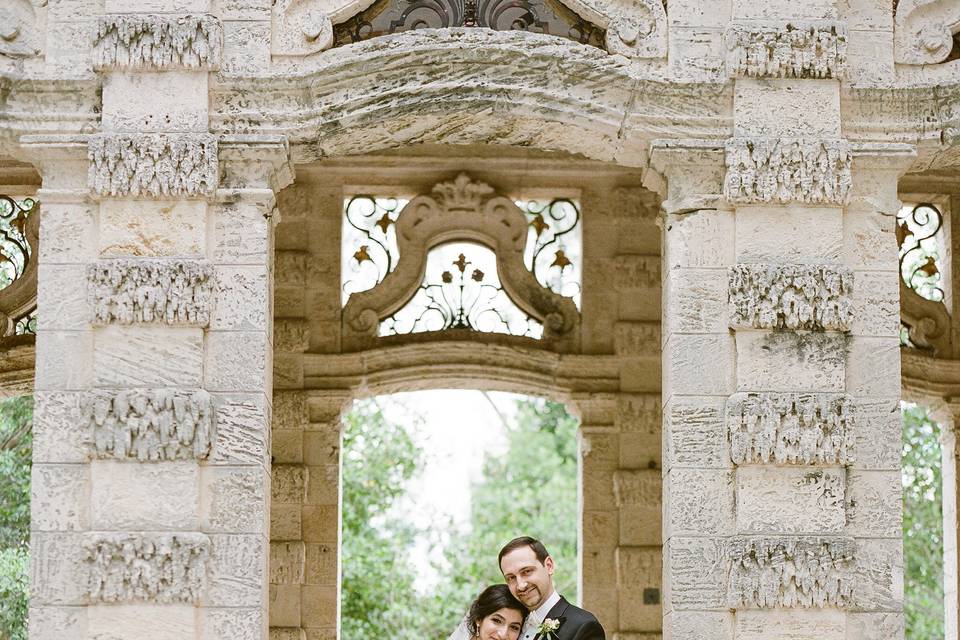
[537,618,561,634]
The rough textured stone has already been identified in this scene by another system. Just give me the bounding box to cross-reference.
[728,264,853,331]
[88,134,218,199]
[83,389,214,461]
[726,21,847,79]
[726,392,853,465]
[93,14,223,70]
[89,259,214,326]
[83,533,210,603]
[724,138,852,205]
[728,537,856,608]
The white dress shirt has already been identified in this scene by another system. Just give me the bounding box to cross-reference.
[520,589,562,640]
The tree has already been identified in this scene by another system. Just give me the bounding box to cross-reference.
[426,397,579,635]
[901,403,945,640]
[0,395,33,640]
[340,399,434,640]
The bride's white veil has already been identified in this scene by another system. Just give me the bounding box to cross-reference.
[446,614,472,640]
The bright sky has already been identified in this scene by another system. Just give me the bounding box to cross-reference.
[378,389,525,591]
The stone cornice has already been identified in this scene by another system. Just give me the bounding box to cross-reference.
[93,14,223,71]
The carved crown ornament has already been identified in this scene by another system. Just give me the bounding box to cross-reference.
[341,173,580,352]
[271,0,667,59]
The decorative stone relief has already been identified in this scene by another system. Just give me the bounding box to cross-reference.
[729,536,856,608]
[82,389,214,461]
[272,0,334,57]
[0,0,43,59]
[894,0,960,65]
[93,14,222,70]
[727,392,854,466]
[88,260,215,326]
[728,264,853,331]
[726,21,847,79]
[84,533,210,603]
[604,1,667,59]
[724,138,853,205]
[88,133,219,199]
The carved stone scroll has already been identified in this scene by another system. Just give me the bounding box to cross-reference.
[894,0,960,65]
[82,389,214,461]
[88,133,219,199]
[0,0,43,59]
[724,138,853,205]
[84,533,210,603]
[88,259,215,326]
[726,392,854,465]
[726,21,848,79]
[728,264,854,331]
[729,536,856,608]
[341,173,580,350]
[272,0,334,57]
[93,14,223,71]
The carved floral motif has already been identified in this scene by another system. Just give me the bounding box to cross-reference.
[88,259,215,326]
[88,133,218,199]
[724,138,852,205]
[82,389,214,461]
[728,264,854,331]
[84,533,210,603]
[727,392,854,465]
[726,21,847,79]
[93,14,222,71]
[729,536,856,608]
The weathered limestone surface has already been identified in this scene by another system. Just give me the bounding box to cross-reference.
[88,134,218,199]
[82,389,214,461]
[725,21,847,79]
[728,537,856,608]
[93,14,223,71]
[724,139,852,205]
[726,392,853,465]
[88,260,215,326]
[84,533,210,603]
[728,264,853,331]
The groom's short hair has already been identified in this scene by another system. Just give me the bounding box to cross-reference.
[498,536,550,567]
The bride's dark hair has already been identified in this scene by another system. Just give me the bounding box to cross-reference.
[467,584,527,636]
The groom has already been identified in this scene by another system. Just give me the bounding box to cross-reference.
[499,537,605,640]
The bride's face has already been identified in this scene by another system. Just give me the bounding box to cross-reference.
[477,608,524,640]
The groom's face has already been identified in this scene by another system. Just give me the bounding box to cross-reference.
[500,546,555,610]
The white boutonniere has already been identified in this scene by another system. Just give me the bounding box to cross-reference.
[536,617,562,639]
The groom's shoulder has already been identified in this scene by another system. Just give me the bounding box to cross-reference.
[561,601,599,624]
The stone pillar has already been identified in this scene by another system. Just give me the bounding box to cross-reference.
[26,6,292,639]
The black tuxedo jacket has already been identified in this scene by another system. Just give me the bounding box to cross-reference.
[535,596,605,640]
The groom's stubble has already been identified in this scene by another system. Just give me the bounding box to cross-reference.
[499,546,556,610]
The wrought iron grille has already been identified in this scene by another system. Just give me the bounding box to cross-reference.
[897,202,945,303]
[332,0,605,48]
[0,196,37,336]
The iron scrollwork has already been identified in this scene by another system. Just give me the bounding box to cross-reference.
[341,195,406,303]
[333,0,605,48]
[0,196,38,336]
[520,198,581,304]
[897,202,944,302]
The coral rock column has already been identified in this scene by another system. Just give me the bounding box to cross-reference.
[26,6,291,640]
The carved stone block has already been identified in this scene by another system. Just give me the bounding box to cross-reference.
[728,264,853,331]
[724,138,852,205]
[84,533,210,604]
[93,14,223,71]
[728,536,856,608]
[727,392,854,465]
[88,259,215,326]
[82,389,214,461]
[88,133,219,199]
[726,21,847,79]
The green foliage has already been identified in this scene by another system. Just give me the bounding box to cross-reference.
[0,395,33,640]
[901,403,945,640]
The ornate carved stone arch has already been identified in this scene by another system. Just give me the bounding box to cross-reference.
[341,174,580,351]
[895,0,960,65]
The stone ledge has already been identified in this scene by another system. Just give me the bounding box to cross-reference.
[93,14,222,71]
[728,536,856,609]
[728,264,854,331]
[88,259,215,326]
[724,138,852,205]
[726,21,847,79]
[84,532,210,604]
[82,388,214,461]
[726,392,854,466]
[88,133,219,199]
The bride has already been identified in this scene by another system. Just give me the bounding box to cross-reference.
[447,584,527,640]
